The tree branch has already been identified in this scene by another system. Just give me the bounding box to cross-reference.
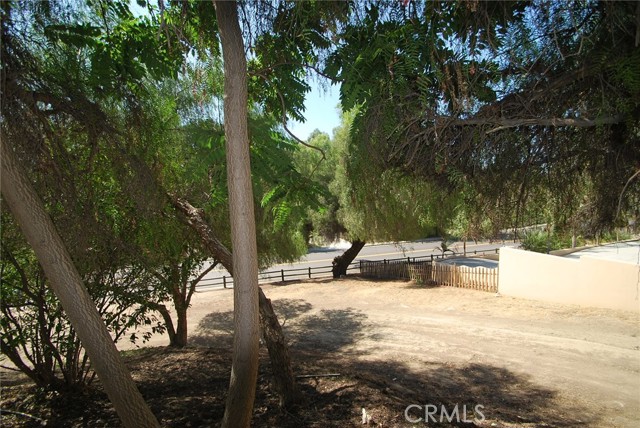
[250,70,327,165]
[187,261,218,304]
[616,168,640,220]
[251,61,343,83]
[169,195,234,271]
[433,114,626,133]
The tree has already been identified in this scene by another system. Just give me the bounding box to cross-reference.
[170,196,300,408]
[1,210,165,388]
[2,0,305,424]
[0,1,195,424]
[142,246,215,348]
[294,125,361,278]
[0,139,160,428]
[214,2,260,427]
[2,0,210,359]
[294,130,345,245]
[326,0,640,236]
[114,57,315,348]
[33,0,304,397]
[295,109,443,276]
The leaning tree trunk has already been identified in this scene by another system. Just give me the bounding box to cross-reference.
[1,140,159,427]
[170,197,233,266]
[216,1,260,426]
[171,195,300,407]
[258,291,300,408]
[145,302,177,345]
[332,239,366,278]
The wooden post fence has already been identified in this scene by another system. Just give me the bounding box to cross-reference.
[360,257,498,292]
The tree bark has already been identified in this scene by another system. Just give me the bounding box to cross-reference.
[332,239,366,278]
[170,196,233,266]
[258,291,300,408]
[145,302,177,345]
[171,194,301,407]
[215,1,260,427]
[1,140,159,427]
[174,305,189,348]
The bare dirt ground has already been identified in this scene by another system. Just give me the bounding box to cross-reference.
[2,277,639,427]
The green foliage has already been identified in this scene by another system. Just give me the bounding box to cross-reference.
[1,214,165,390]
[294,129,345,244]
[153,55,326,265]
[247,1,348,123]
[33,0,181,96]
[521,230,572,254]
[0,0,339,396]
[609,48,640,102]
[249,118,324,264]
[599,230,634,244]
[1,0,205,381]
[323,0,640,239]
[296,109,441,245]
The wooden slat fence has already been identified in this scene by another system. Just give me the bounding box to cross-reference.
[359,259,431,280]
[430,262,498,292]
[361,258,498,292]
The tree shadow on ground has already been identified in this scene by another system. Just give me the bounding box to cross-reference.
[266,352,599,427]
[2,347,603,427]
[184,293,601,426]
[190,298,314,347]
[283,307,376,355]
[272,298,313,326]
[190,311,234,347]
[356,359,584,427]
[190,298,377,357]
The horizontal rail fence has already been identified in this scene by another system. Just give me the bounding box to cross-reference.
[195,262,359,290]
[359,249,499,292]
[195,248,499,291]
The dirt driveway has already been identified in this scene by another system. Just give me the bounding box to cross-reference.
[145,277,639,427]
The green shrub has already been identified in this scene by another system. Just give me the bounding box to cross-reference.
[521,230,572,253]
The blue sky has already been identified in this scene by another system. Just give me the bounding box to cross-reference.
[288,83,342,141]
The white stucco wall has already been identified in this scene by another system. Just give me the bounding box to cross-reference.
[498,247,640,312]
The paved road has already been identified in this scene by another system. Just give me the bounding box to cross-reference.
[306,238,511,262]
[196,239,518,289]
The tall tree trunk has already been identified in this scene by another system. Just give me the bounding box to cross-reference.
[332,239,366,278]
[171,195,300,407]
[215,1,260,427]
[1,140,159,427]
